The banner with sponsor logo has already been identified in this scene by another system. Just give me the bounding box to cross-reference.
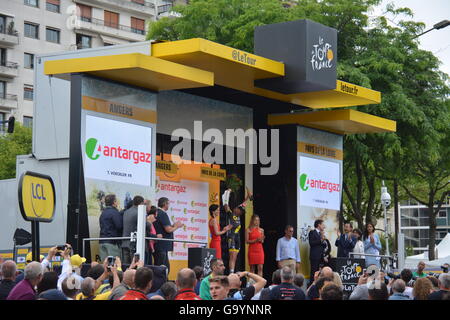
[297,126,343,278]
[155,154,221,280]
[80,77,157,261]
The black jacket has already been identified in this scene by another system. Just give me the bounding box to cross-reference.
[99,206,123,244]
[308,230,326,261]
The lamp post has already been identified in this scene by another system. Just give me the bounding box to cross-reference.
[412,20,450,39]
[381,181,391,269]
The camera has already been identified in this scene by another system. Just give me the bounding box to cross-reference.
[386,272,400,280]
[107,256,115,267]
[381,186,391,207]
[134,253,140,262]
[441,264,449,273]
[55,245,67,256]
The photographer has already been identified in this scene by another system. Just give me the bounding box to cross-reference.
[76,258,120,300]
[227,271,266,300]
[57,244,85,290]
[400,269,414,299]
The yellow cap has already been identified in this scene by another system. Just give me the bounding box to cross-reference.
[70,254,86,268]
[25,252,44,263]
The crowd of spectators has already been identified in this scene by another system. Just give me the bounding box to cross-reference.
[1,247,449,301]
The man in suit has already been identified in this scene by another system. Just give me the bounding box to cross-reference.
[122,195,145,264]
[308,219,327,286]
[335,221,357,258]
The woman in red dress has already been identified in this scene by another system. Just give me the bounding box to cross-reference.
[246,214,265,276]
[208,204,231,259]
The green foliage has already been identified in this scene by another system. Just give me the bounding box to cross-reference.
[148,0,450,258]
[0,124,32,180]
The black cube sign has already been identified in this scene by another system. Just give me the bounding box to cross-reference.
[254,19,337,94]
[335,258,366,295]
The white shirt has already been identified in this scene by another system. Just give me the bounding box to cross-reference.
[353,240,365,259]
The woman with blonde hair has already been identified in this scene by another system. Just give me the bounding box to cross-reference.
[246,214,265,276]
[413,277,433,300]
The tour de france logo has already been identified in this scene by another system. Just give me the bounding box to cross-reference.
[310,36,334,71]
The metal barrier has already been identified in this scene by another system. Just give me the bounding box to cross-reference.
[348,252,396,271]
[82,236,207,258]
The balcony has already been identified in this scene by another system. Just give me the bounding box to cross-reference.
[0,28,19,46]
[77,16,146,41]
[0,62,19,78]
[0,94,18,110]
[73,0,156,17]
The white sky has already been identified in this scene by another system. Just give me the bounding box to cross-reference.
[371,0,450,76]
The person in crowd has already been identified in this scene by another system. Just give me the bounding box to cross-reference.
[58,245,85,290]
[352,229,365,259]
[200,258,226,300]
[413,261,427,279]
[246,214,265,276]
[428,273,450,300]
[388,279,410,300]
[108,268,136,300]
[76,259,120,300]
[37,271,58,295]
[332,271,344,289]
[413,277,433,300]
[255,269,281,300]
[427,275,440,292]
[146,204,161,266]
[276,225,301,273]
[269,266,306,300]
[307,266,334,300]
[174,268,201,300]
[209,276,231,300]
[61,276,80,300]
[7,261,43,300]
[309,219,327,286]
[294,273,305,291]
[208,204,232,260]
[0,260,17,300]
[99,194,123,261]
[320,283,343,300]
[120,267,154,300]
[335,222,356,258]
[154,197,184,273]
[122,195,145,264]
[147,281,177,300]
[368,281,389,300]
[363,222,382,268]
[193,266,203,295]
[15,250,47,284]
[400,268,414,299]
[37,289,67,300]
[227,271,266,300]
[349,272,370,300]
[313,276,334,300]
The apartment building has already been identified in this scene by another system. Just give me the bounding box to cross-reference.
[0,0,176,131]
[399,200,450,255]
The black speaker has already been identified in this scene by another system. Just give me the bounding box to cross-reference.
[188,248,216,277]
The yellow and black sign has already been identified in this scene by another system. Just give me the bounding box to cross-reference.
[200,167,226,181]
[156,160,178,174]
[298,142,343,160]
[18,171,56,223]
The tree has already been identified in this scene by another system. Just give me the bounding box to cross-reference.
[148,0,450,259]
[0,124,32,180]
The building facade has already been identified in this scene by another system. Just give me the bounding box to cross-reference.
[0,0,177,131]
[399,200,450,255]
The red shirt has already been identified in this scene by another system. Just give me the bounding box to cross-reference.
[174,289,202,300]
[119,289,149,300]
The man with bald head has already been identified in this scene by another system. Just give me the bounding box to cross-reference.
[228,271,266,300]
[174,268,201,300]
[306,266,334,300]
[0,260,17,300]
[109,268,136,300]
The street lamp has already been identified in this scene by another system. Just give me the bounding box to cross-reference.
[381,181,391,264]
[412,20,450,39]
